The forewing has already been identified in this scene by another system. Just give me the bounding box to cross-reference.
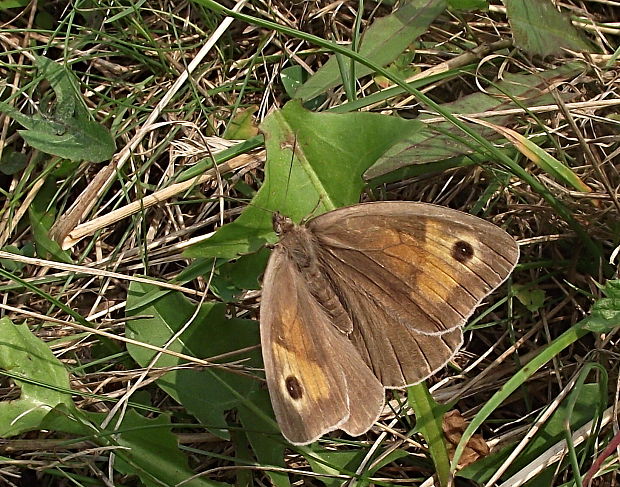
[308,201,517,387]
[260,247,384,444]
[309,202,519,336]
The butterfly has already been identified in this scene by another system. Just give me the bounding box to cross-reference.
[259,201,519,445]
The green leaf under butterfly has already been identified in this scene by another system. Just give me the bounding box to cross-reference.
[184,100,418,260]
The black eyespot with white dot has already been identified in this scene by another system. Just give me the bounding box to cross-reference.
[285,376,303,400]
[452,240,474,263]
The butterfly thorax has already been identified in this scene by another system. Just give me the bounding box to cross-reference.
[274,213,354,335]
[274,216,320,271]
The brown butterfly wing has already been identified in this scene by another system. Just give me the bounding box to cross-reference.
[260,246,384,444]
[324,269,464,386]
[308,202,518,387]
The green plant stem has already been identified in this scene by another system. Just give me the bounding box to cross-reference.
[408,383,451,487]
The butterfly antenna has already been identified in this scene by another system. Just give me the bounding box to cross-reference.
[284,136,297,203]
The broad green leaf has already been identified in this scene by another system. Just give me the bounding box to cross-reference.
[295,0,446,101]
[0,0,29,7]
[306,449,368,487]
[305,447,408,487]
[216,249,268,291]
[125,282,261,439]
[504,0,595,57]
[42,406,227,487]
[448,0,487,9]
[0,318,223,487]
[0,149,28,175]
[0,317,74,436]
[0,317,222,486]
[210,249,270,302]
[184,100,418,259]
[281,65,307,98]
[0,56,115,162]
[514,284,546,313]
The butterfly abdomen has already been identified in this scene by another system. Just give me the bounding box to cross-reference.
[278,222,354,335]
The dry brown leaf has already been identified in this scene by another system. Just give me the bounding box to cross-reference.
[443,410,490,468]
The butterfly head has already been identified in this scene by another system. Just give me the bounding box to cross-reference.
[272,212,295,236]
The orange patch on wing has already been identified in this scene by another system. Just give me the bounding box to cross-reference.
[420,221,467,295]
[358,226,402,249]
[382,231,456,303]
[272,307,332,406]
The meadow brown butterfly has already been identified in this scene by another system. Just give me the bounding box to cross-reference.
[260,201,519,445]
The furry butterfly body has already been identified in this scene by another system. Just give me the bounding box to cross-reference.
[259,201,519,445]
